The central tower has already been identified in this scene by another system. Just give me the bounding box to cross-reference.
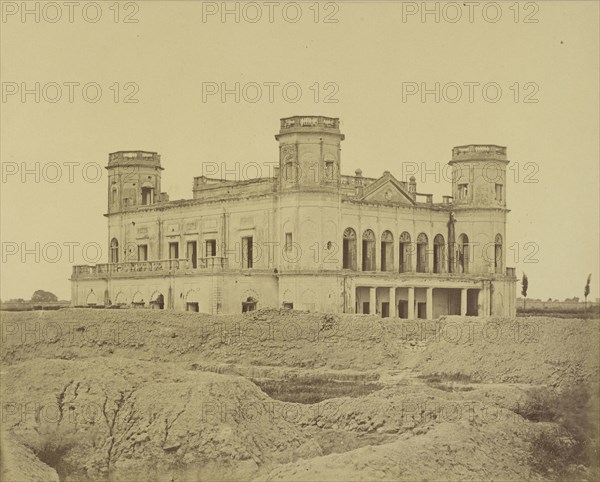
[275,116,344,189]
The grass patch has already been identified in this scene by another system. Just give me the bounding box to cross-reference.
[515,385,599,479]
[252,377,382,404]
[418,372,477,392]
[517,306,600,319]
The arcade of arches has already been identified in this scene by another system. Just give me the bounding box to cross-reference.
[342,228,502,275]
[344,228,503,318]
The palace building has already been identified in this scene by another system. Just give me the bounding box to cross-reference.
[71,115,517,317]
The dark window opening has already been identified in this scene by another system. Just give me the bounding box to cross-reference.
[433,235,445,274]
[380,231,394,272]
[138,244,148,261]
[206,239,216,257]
[110,238,119,263]
[141,187,154,205]
[242,236,253,269]
[495,184,503,202]
[343,228,357,270]
[152,294,165,310]
[169,242,179,259]
[362,230,376,271]
[187,241,197,268]
[242,296,257,312]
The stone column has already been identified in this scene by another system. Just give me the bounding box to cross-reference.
[461,288,468,316]
[408,287,415,319]
[369,287,376,315]
[426,287,433,320]
[358,233,363,271]
[481,283,491,316]
[389,287,396,317]
[392,241,399,273]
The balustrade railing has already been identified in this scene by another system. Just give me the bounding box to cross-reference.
[280,116,339,130]
[452,144,507,159]
[72,257,229,278]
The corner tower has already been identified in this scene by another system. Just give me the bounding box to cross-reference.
[449,145,508,207]
[275,116,344,189]
[106,151,163,214]
[448,144,510,276]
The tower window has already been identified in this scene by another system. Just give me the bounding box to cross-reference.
[110,238,119,263]
[285,232,293,252]
[495,184,503,202]
[325,161,335,181]
[458,183,469,200]
[141,187,154,205]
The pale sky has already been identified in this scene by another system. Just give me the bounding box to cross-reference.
[1,1,599,301]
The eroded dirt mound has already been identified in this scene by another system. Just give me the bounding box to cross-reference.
[1,309,598,481]
[1,432,60,482]
[3,310,598,389]
[260,416,544,481]
[410,316,600,388]
[2,357,320,481]
[1,309,404,370]
[294,381,533,435]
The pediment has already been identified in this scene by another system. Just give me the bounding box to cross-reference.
[361,174,415,205]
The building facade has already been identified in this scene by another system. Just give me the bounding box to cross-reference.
[71,116,517,317]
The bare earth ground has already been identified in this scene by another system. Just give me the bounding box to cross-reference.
[1,309,599,481]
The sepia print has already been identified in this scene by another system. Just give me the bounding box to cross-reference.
[1,1,599,481]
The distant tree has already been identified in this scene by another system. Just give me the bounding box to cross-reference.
[584,274,591,309]
[31,290,58,303]
[521,273,529,309]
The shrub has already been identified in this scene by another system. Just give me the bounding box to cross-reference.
[517,385,599,478]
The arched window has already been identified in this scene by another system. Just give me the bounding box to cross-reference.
[495,233,503,274]
[86,290,97,306]
[433,234,445,274]
[362,229,376,271]
[242,296,258,312]
[150,291,165,310]
[399,231,411,273]
[381,231,394,271]
[342,228,357,270]
[110,238,119,263]
[458,233,469,273]
[416,233,428,273]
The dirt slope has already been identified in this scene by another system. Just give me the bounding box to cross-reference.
[2,310,598,386]
[1,308,598,481]
[2,357,320,481]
